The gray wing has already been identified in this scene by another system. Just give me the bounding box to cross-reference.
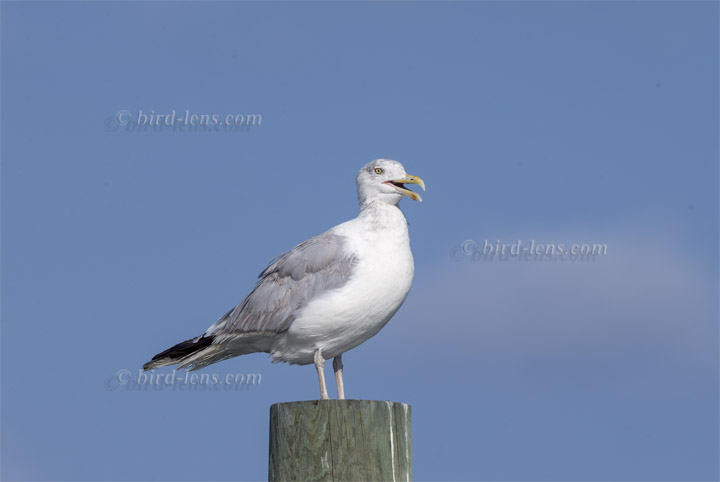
[206,232,358,336]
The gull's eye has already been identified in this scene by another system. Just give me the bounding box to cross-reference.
[374,167,384,175]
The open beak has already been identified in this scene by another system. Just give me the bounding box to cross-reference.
[385,174,426,202]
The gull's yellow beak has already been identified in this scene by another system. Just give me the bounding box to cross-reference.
[386,174,426,202]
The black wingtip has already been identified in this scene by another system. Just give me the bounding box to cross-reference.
[143,335,215,370]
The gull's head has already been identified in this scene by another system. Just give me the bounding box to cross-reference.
[356,159,425,206]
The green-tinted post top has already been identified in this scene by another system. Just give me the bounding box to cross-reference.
[269,400,412,482]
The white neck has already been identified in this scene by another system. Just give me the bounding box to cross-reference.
[357,199,408,230]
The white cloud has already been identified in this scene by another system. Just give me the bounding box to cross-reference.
[402,229,718,364]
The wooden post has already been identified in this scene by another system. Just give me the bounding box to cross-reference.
[269,400,412,481]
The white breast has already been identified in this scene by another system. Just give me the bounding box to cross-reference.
[271,204,414,364]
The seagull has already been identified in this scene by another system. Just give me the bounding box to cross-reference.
[143,159,425,399]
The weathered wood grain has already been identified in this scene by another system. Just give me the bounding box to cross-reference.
[269,400,412,482]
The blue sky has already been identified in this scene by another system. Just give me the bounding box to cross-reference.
[1,2,718,481]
